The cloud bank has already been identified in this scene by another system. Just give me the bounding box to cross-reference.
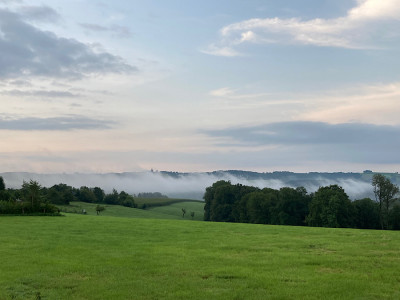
[203,121,400,165]
[0,8,137,80]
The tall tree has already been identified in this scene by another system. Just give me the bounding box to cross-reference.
[21,180,42,210]
[372,174,400,229]
[0,176,5,191]
[306,185,353,228]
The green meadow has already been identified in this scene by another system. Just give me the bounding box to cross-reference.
[57,201,205,220]
[1,212,400,299]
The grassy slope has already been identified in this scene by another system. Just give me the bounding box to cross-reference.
[134,197,200,207]
[147,201,205,221]
[1,215,400,299]
[58,201,205,221]
[58,201,198,220]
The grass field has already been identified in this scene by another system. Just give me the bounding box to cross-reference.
[1,214,400,299]
[134,197,201,209]
[147,201,205,221]
[57,201,205,221]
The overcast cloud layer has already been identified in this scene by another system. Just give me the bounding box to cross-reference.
[0,0,399,173]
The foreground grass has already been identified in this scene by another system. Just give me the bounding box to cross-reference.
[1,215,400,299]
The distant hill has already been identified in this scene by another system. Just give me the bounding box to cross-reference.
[1,170,399,200]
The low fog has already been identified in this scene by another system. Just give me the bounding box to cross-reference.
[0,171,387,200]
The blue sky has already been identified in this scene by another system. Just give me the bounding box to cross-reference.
[1,0,400,173]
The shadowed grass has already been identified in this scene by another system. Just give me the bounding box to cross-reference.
[0,215,400,299]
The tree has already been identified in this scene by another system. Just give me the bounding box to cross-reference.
[93,187,105,203]
[182,208,186,218]
[274,187,310,226]
[0,176,5,191]
[77,186,97,203]
[0,176,6,201]
[46,184,75,205]
[190,211,195,219]
[104,189,119,205]
[245,191,276,224]
[21,180,42,210]
[352,198,380,229]
[306,185,354,228]
[96,205,105,215]
[389,204,400,230]
[372,174,400,229]
[204,180,231,221]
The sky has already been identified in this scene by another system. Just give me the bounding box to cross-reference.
[1,0,400,173]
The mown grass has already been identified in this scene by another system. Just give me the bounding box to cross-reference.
[1,214,400,299]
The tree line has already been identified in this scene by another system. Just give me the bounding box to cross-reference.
[0,177,137,215]
[0,178,59,215]
[204,174,400,230]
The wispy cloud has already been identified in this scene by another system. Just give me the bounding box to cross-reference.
[80,23,132,38]
[200,44,241,57]
[1,89,79,98]
[204,0,400,56]
[209,87,274,100]
[0,115,116,131]
[300,82,400,125]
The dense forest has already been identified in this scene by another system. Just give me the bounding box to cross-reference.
[204,174,400,230]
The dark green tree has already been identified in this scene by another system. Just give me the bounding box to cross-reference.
[46,184,75,205]
[203,180,232,221]
[96,205,105,215]
[93,187,105,203]
[21,180,42,210]
[306,185,354,228]
[274,187,310,226]
[104,189,119,205]
[246,191,276,224]
[77,186,97,203]
[119,191,136,207]
[389,204,400,230]
[0,176,6,201]
[352,198,380,229]
[372,174,400,229]
[0,176,5,191]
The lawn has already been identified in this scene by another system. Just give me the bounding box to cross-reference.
[0,214,399,299]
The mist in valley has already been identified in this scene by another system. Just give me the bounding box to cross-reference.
[0,171,389,200]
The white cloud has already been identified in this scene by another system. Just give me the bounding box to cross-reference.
[349,0,400,20]
[209,87,236,97]
[205,0,400,55]
[209,87,279,100]
[200,44,241,57]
